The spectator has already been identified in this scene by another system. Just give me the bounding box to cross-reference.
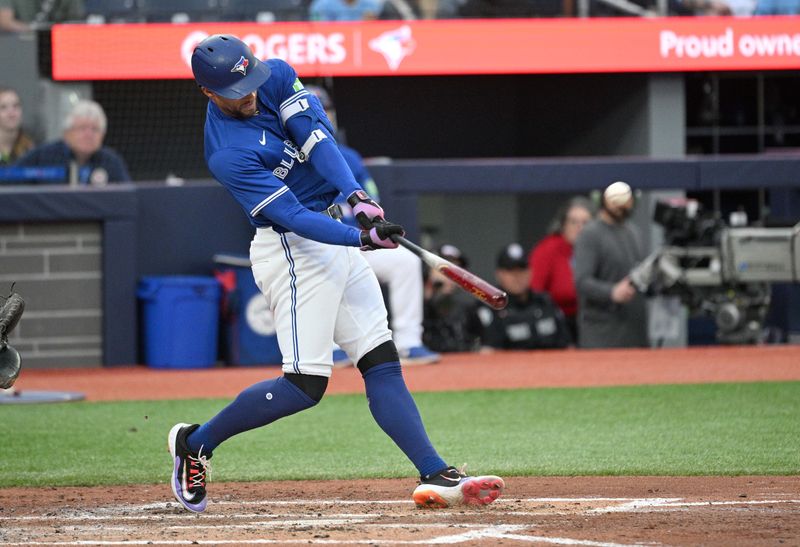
[0,0,84,33]
[667,0,727,14]
[573,181,649,349]
[310,0,383,20]
[720,0,757,14]
[0,87,34,166]
[416,0,463,17]
[458,0,560,17]
[754,0,800,14]
[529,196,593,343]
[306,85,440,366]
[379,0,421,19]
[14,99,131,185]
[476,243,570,350]
[422,244,483,353]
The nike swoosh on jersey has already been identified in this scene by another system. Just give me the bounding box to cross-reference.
[259,130,266,146]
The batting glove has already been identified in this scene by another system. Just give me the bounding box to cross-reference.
[360,221,404,251]
[347,190,384,229]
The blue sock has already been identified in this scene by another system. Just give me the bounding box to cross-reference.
[187,376,316,454]
[363,361,447,478]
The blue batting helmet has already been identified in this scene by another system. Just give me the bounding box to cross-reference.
[191,34,271,99]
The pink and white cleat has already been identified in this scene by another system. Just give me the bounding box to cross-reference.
[412,465,504,508]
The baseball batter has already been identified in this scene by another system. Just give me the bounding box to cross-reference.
[167,34,504,513]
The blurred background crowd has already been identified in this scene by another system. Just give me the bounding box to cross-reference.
[1,0,799,28]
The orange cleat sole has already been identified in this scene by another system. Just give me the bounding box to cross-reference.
[413,490,449,508]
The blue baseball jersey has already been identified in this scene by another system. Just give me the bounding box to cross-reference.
[203,58,363,247]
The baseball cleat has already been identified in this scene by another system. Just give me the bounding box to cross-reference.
[412,465,504,508]
[168,423,212,513]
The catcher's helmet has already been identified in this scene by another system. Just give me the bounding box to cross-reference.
[191,34,271,99]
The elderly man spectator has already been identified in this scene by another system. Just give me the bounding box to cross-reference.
[14,100,130,185]
[573,182,649,349]
[0,0,84,33]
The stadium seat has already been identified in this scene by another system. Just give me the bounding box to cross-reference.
[139,0,221,22]
[221,0,308,21]
[84,0,143,23]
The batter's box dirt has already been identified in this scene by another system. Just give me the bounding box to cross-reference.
[0,476,798,545]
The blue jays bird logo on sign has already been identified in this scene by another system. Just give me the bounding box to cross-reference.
[231,56,249,76]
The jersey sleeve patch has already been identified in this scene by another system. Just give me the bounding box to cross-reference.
[279,92,311,124]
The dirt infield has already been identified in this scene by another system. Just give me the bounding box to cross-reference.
[4,345,800,545]
[1,476,798,545]
[13,345,800,401]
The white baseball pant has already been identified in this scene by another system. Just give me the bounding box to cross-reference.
[360,246,424,352]
[250,227,393,377]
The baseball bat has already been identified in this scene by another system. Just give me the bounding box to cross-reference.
[393,235,509,310]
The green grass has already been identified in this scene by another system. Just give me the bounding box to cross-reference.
[1,382,798,487]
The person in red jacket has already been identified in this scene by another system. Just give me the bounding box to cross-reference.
[529,196,593,343]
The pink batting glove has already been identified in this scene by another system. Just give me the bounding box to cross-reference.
[347,190,385,229]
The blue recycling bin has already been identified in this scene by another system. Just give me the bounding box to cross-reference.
[137,276,221,369]
[214,254,282,366]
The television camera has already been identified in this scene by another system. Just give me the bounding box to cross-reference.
[630,199,800,344]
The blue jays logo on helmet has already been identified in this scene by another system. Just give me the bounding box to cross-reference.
[191,34,271,100]
[231,56,249,76]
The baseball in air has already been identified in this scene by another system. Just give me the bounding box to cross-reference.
[604,181,633,207]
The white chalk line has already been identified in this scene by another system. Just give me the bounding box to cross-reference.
[0,512,371,522]
[658,499,800,507]
[0,496,619,521]
[3,496,797,546]
[416,526,635,546]
[5,522,527,535]
[0,500,643,547]
[0,537,640,546]
[202,497,646,506]
[0,510,561,522]
[0,525,641,546]
[128,497,647,509]
[2,496,798,523]
[167,521,532,530]
[590,498,800,513]
[588,498,682,513]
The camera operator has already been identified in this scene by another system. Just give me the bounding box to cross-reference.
[574,182,649,349]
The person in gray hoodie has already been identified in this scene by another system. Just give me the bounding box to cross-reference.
[574,182,649,349]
